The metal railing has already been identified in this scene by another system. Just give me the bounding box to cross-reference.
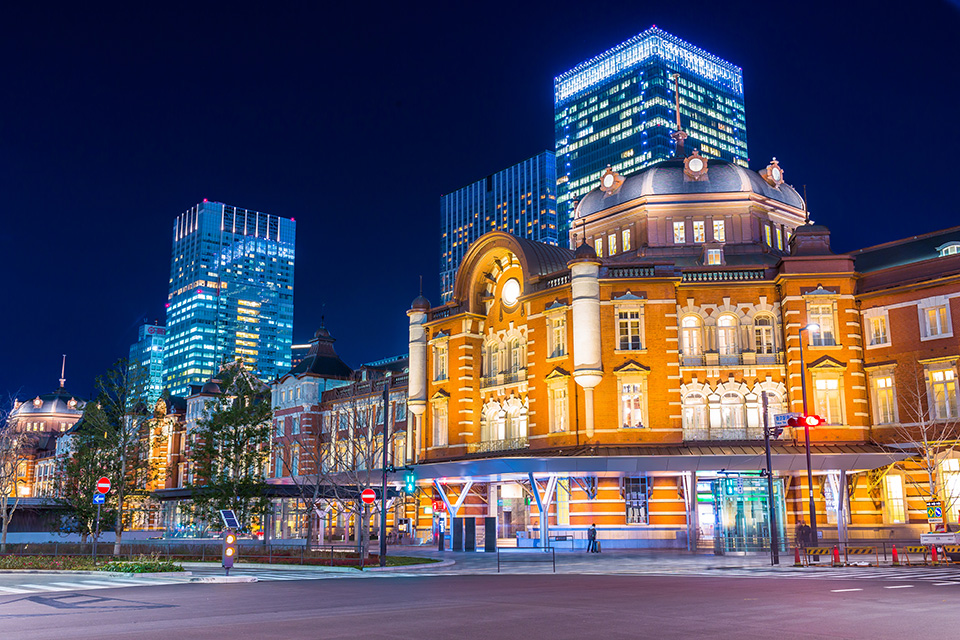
[682,270,765,282]
[607,267,655,278]
[480,369,526,389]
[468,436,529,454]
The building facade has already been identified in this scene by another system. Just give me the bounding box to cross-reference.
[440,151,558,302]
[555,26,749,245]
[129,322,167,405]
[400,153,960,552]
[163,200,296,397]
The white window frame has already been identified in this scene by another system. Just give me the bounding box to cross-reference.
[927,365,959,421]
[693,220,705,243]
[680,315,703,356]
[617,374,649,429]
[431,400,448,447]
[713,219,726,243]
[622,228,631,252]
[806,299,838,347]
[608,233,617,256]
[883,474,906,524]
[432,340,449,381]
[548,380,570,433]
[616,305,645,351]
[863,308,891,348]
[706,248,722,266]
[594,237,603,258]
[673,221,686,244]
[682,391,708,438]
[753,314,776,355]
[546,312,567,359]
[918,296,953,341]
[716,314,739,356]
[869,371,897,425]
[813,373,845,425]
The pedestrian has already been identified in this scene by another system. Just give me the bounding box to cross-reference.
[587,523,598,553]
[796,518,811,551]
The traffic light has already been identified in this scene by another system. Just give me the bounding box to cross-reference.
[404,471,416,494]
[222,530,238,572]
[788,414,823,428]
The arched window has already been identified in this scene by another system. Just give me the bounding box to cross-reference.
[507,337,523,374]
[682,392,708,438]
[719,392,746,437]
[485,342,500,377]
[681,316,703,357]
[717,315,739,355]
[754,315,775,355]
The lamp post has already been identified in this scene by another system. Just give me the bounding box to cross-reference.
[798,323,819,545]
[379,375,391,568]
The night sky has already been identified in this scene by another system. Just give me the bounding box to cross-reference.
[3,2,959,402]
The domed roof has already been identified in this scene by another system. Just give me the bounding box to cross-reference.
[200,380,222,395]
[12,387,84,418]
[410,294,431,311]
[576,157,805,219]
[570,240,599,263]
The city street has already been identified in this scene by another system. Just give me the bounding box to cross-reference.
[1,571,959,640]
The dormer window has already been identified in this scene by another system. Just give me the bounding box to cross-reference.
[937,242,960,257]
[706,249,722,266]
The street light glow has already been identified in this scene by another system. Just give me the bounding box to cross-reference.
[803,323,819,332]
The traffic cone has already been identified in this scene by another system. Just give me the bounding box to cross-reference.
[832,545,841,566]
[932,546,939,565]
[892,545,899,566]
[794,546,802,567]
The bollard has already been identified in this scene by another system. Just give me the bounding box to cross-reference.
[832,545,841,567]
[794,547,802,567]
[892,545,899,566]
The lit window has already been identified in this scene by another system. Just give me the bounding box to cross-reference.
[594,237,603,258]
[291,444,300,476]
[938,243,960,257]
[883,475,905,523]
[754,315,775,354]
[706,249,722,265]
[814,377,843,425]
[930,368,959,420]
[872,375,896,424]
[717,315,739,355]
[775,227,783,250]
[548,316,567,359]
[619,381,646,429]
[924,306,949,337]
[681,316,703,357]
[713,219,726,243]
[624,477,649,524]
[869,315,889,346]
[693,220,705,243]
[433,343,448,381]
[682,392,708,437]
[608,233,617,255]
[432,402,448,447]
[673,221,686,244]
[622,229,631,252]
[807,302,837,346]
[764,225,772,246]
[617,309,643,350]
[549,385,569,433]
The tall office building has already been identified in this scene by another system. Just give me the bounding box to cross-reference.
[164,201,296,397]
[555,26,748,244]
[440,151,557,302]
[129,322,166,405]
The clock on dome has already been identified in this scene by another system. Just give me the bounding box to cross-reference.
[500,278,521,307]
[683,150,709,181]
[598,166,624,195]
[762,158,785,187]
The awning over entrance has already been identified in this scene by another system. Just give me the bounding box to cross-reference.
[411,443,909,482]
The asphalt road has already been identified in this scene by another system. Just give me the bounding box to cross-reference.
[1,573,958,640]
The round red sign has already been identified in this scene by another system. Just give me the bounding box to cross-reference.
[360,488,376,505]
[96,477,111,494]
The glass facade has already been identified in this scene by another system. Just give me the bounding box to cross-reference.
[164,201,296,397]
[555,27,749,245]
[440,151,557,302]
[129,323,166,405]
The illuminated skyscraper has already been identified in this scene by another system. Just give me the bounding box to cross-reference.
[440,151,557,302]
[555,26,748,244]
[164,201,295,397]
[129,322,166,405]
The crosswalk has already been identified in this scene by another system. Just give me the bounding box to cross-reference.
[0,576,190,595]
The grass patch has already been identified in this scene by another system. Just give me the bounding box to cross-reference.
[370,555,440,568]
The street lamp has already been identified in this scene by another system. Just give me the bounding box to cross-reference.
[798,323,819,545]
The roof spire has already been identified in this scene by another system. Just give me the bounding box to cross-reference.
[670,72,688,158]
[803,184,810,224]
[59,354,66,389]
[419,275,423,296]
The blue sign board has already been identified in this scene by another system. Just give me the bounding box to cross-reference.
[93,493,105,505]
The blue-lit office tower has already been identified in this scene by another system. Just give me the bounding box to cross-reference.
[164,201,296,397]
[129,323,166,405]
[555,26,748,245]
[440,151,557,302]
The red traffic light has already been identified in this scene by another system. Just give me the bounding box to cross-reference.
[788,414,823,427]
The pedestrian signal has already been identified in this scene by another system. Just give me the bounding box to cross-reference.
[404,472,416,493]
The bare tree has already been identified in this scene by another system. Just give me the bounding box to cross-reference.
[880,362,960,526]
[0,397,34,552]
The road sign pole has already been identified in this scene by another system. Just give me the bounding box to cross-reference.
[762,393,779,566]
[93,503,100,563]
[380,377,390,568]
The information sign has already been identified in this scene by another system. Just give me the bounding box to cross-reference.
[927,501,943,524]
[774,413,800,428]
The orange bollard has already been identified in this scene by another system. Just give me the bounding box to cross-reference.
[833,545,841,566]
[794,547,802,567]
[892,545,899,566]
[932,546,939,565]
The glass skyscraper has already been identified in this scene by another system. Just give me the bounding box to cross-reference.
[128,322,166,405]
[164,201,295,397]
[555,26,748,245]
[440,151,557,302]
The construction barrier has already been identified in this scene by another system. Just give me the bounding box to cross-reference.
[903,546,929,566]
[844,546,879,566]
[804,548,838,566]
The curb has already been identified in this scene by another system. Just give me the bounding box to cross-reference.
[188,576,257,584]
[180,561,360,573]
[363,559,455,572]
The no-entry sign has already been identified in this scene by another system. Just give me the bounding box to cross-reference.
[361,488,376,505]
[96,477,111,494]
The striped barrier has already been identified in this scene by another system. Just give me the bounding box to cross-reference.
[903,546,929,566]
[804,548,838,566]
[844,546,879,566]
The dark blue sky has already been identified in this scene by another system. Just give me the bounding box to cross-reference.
[3,1,959,402]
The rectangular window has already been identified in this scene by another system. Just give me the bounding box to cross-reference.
[706,249,722,266]
[673,221,686,244]
[623,477,649,525]
[617,309,643,350]
[549,316,566,358]
[814,378,843,425]
[943,459,960,522]
[432,404,448,447]
[620,381,646,428]
[930,369,959,420]
[807,303,837,346]
[713,219,726,243]
[608,233,617,256]
[872,375,896,424]
[550,385,569,433]
[869,316,889,346]
[433,343,448,381]
[764,225,772,246]
[275,451,283,478]
[884,475,906,524]
[925,306,949,337]
[594,238,603,258]
[292,416,300,435]
[291,444,299,476]
[775,227,783,251]
[693,220,705,243]
[275,419,285,438]
[622,228,631,252]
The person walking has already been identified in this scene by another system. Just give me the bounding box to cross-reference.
[587,524,598,553]
[795,518,811,551]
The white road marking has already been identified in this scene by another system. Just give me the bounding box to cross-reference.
[884,585,914,589]
[933,582,960,586]
[830,588,862,592]
[49,582,101,590]
[17,584,68,591]
[0,586,33,594]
